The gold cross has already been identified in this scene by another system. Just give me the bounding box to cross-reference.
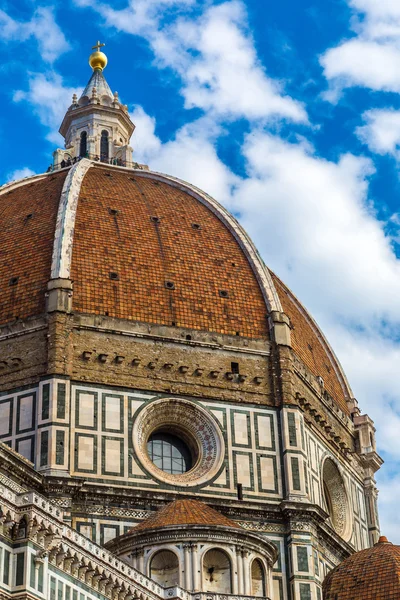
[92,40,105,52]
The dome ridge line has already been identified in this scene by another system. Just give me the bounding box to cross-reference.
[130,168,283,315]
[0,173,49,196]
[271,272,354,401]
[51,159,93,280]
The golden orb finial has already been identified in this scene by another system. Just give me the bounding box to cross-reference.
[89,40,108,71]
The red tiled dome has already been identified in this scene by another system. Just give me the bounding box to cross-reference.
[323,537,400,600]
[130,499,241,532]
[0,162,351,413]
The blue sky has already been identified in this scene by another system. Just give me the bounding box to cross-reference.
[3,0,400,541]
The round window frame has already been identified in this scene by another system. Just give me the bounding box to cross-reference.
[132,398,225,487]
[321,457,352,541]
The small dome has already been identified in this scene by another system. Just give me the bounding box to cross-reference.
[323,536,400,599]
[130,499,242,532]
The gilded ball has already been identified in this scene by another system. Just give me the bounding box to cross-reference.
[89,51,108,71]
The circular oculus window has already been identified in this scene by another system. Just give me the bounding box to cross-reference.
[132,398,225,487]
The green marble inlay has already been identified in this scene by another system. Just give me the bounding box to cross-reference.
[57,383,66,419]
[299,583,311,600]
[3,549,10,585]
[56,430,65,466]
[42,384,50,420]
[30,555,35,589]
[291,456,301,491]
[288,413,297,447]
[297,546,309,572]
[40,431,49,467]
[16,552,24,586]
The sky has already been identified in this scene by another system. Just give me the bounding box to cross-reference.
[2,0,400,541]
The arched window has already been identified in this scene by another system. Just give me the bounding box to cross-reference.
[150,550,179,587]
[202,549,232,593]
[80,131,87,157]
[100,130,109,162]
[251,559,266,597]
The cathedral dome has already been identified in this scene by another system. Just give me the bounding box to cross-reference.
[0,159,351,413]
[322,536,400,599]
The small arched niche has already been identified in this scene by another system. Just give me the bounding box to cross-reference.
[251,558,266,597]
[202,549,232,593]
[322,458,350,539]
[149,550,179,587]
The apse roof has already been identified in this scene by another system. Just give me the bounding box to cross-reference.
[131,499,242,532]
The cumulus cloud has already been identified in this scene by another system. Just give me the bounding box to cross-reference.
[320,0,400,98]
[14,73,81,144]
[76,0,307,122]
[131,106,238,202]
[0,7,69,63]
[357,108,400,158]
[6,167,36,182]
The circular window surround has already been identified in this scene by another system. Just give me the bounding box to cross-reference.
[322,457,352,541]
[132,398,225,487]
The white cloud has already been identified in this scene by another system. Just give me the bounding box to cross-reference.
[357,108,400,157]
[6,167,36,182]
[320,0,400,97]
[0,7,69,63]
[14,73,81,144]
[76,0,307,123]
[131,106,238,202]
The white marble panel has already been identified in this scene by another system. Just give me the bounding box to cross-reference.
[234,412,249,445]
[19,396,33,431]
[0,402,11,436]
[104,439,121,473]
[78,436,94,470]
[105,396,120,430]
[78,393,95,427]
[236,453,251,487]
[260,456,275,490]
[257,415,272,448]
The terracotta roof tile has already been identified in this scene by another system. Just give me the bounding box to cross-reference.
[271,272,349,414]
[70,166,269,338]
[0,171,68,326]
[131,499,242,532]
[323,537,400,600]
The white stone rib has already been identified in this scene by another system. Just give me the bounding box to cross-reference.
[51,159,93,280]
[50,160,282,312]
